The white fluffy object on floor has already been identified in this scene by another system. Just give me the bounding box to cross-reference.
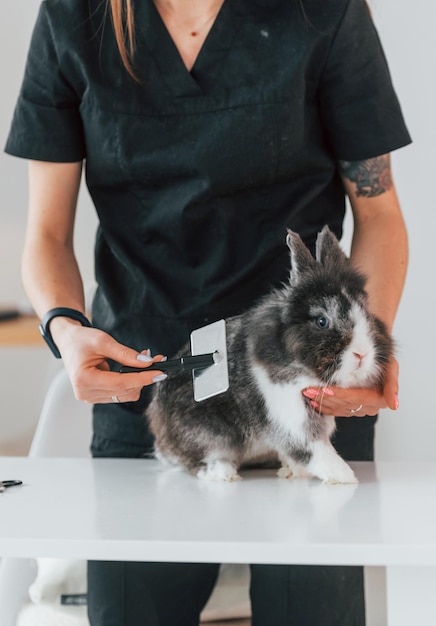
[28,559,87,604]
[17,604,88,626]
[200,563,251,622]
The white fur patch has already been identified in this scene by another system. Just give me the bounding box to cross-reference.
[154,446,181,468]
[252,365,317,446]
[197,460,241,482]
[334,302,378,387]
[305,440,358,484]
[277,462,310,479]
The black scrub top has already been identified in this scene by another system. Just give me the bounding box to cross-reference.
[5,0,411,445]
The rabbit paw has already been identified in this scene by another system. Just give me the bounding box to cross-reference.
[277,465,294,479]
[197,460,241,482]
[319,459,358,485]
[322,466,358,485]
[307,443,359,484]
[277,461,310,480]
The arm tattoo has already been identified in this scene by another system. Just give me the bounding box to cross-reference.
[339,155,393,198]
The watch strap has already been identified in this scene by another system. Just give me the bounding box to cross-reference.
[39,307,92,358]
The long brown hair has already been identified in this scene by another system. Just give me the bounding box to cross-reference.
[109,0,138,81]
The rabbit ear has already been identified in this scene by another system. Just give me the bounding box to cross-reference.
[286,229,316,284]
[315,226,348,269]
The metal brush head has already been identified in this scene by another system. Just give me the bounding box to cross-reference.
[190,319,229,402]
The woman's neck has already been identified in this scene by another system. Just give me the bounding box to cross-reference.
[154,0,225,33]
[153,0,225,70]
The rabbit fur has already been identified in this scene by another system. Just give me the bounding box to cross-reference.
[146,226,393,484]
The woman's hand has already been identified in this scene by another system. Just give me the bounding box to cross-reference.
[302,357,400,417]
[52,318,167,404]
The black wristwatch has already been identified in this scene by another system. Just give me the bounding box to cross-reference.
[39,307,92,358]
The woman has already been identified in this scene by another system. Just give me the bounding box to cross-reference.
[5,0,410,624]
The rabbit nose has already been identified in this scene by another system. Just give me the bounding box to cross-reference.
[353,352,365,367]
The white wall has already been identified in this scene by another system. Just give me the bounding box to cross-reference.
[0,0,435,460]
[367,0,436,461]
[0,0,97,454]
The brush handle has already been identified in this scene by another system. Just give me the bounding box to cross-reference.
[120,353,216,374]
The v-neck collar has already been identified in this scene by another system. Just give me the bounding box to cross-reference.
[137,0,240,98]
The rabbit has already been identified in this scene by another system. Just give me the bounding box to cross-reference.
[146,226,393,484]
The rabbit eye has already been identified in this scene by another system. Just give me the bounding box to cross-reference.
[316,316,329,329]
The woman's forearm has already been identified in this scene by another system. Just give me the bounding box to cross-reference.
[340,154,408,332]
[21,221,90,352]
[22,159,89,348]
[23,160,85,319]
[22,233,86,318]
[349,194,408,332]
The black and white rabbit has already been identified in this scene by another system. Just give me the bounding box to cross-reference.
[146,227,393,484]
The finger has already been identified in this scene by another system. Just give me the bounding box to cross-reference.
[87,332,165,371]
[106,365,168,402]
[104,340,160,369]
[308,398,379,418]
[80,372,158,403]
[95,339,168,385]
[100,389,143,405]
[96,368,167,390]
[303,387,386,417]
[73,368,166,403]
[382,357,400,410]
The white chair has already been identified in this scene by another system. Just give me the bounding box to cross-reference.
[0,368,92,626]
[27,368,92,460]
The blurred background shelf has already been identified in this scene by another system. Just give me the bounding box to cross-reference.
[0,314,43,347]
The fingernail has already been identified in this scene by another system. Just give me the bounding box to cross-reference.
[322,387,335,396]
[153,374,168,383]
[303,389,318,399]
[310,400,320,409]
[137,354,153,363]
[394,394,399,410]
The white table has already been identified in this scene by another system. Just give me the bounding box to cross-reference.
[1,457,435,625]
